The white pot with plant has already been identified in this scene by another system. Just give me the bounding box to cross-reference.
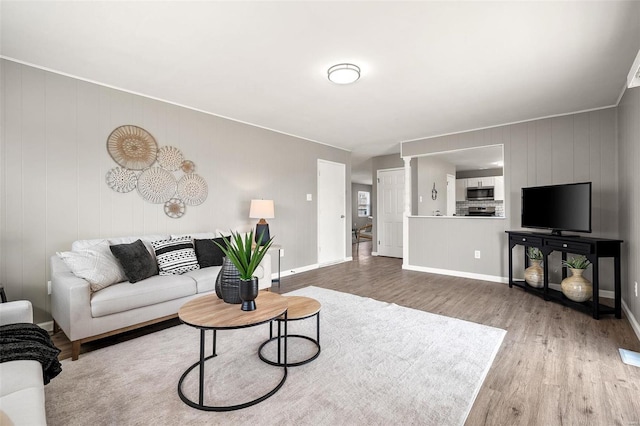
[524,247,544,288]
[561,255,592,302]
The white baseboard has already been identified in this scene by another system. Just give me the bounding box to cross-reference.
[272,257,355,281]
[402,264,508,284]
[38,320,53,333]
[401,265,619,301]
[622,299,640,343]
[274,263,319,280]
[371,251,378,256]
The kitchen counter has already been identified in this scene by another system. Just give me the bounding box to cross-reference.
[409,215,506,219]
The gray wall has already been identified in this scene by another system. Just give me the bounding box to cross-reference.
[417,156,455,216]
[403,108,619,288]
[351,183,372,231]
[0,59,351,322]
[618,85,640,329]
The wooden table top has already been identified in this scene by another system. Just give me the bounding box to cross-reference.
[278,296,321,320]
[178,291,288,329]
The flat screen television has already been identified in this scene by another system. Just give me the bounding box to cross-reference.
[521,182,592,236]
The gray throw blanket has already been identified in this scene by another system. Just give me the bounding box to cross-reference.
[0,323,62,384]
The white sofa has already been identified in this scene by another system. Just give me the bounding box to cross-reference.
[51,233,272,360]
[0,300,48,426]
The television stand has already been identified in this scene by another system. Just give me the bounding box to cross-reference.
[506,231,622,319]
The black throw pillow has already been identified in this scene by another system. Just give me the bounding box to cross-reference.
[109,239,158,283]
[194,237,230,268]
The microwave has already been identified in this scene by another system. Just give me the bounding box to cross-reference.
[467,186,494,200]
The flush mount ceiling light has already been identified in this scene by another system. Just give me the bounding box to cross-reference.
[328,63,360,84]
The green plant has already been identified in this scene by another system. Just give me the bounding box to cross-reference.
[527,247,543,261]
[215,230,274,280]
[562,255,591,270]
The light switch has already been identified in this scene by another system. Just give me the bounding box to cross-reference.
[307,194,312,201]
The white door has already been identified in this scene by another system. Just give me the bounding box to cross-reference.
[317,159,346,265]
[446,174,456,216]
[377,168,404,258]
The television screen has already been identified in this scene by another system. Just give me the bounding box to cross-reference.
[521,182,592,235]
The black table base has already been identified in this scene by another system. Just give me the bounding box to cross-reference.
[178,315,288,411]
[258,312,320,367]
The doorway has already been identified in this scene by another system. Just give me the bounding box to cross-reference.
[376,168,404,258]
[317,159,346,265]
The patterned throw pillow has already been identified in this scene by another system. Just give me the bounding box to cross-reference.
[58,240,127,291]
[152,236,200,275]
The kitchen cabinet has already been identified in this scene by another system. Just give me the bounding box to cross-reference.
[455,179,467,202]
[494,176,504,201]
[467,177,494,188]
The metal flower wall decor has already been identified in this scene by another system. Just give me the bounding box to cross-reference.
[104,125,208,218]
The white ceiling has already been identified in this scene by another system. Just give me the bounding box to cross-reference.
[1,1,639,184]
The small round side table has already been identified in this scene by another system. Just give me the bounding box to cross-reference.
[259,296,321,367]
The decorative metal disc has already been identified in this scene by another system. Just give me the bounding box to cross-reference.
[157,146,184,171]
[177,173,208,206]
[137,167,177,204]
[107,125,158,170]
[105,167,137,193]
[181,160,196,174]
[164,198,186,218]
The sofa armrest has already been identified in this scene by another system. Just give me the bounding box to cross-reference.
[0,300,33,325]
[50,255,93,341]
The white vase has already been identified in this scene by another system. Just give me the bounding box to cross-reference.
[561,268,592,302]
[524,260,544,288]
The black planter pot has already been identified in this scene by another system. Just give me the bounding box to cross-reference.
[215,257,242,304]
[239,277,259,311]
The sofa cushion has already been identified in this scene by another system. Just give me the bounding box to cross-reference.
[110,239,158,283]
[90,274,197,317]
[57,240,127,292]
[183,266,222,294]
[152,236,200,275]
[194,237,230,268]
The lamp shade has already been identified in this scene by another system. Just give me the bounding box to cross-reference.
[249,199,275,219]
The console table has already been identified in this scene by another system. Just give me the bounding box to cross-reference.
[506,231,622,319]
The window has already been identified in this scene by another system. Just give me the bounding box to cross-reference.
[357,191,370,217]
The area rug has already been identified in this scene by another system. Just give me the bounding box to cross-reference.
[45,286,506,425]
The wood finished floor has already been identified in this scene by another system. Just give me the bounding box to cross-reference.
[51,241,640,425]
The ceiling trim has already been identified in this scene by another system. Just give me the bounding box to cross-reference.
[0,55,351,154]
[400,103,618,158]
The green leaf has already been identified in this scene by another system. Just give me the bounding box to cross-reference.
[214,229,275,280]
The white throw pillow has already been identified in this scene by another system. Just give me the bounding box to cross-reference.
[57,240,127,292]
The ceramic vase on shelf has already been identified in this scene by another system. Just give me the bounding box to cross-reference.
[524,260,544,288]
[215,257,242,304]
[239,277,259,311]
[561,268,592,302]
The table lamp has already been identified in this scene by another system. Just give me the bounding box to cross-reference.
[249,199,274,245]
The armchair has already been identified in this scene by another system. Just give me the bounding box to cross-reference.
[355,223,373,244]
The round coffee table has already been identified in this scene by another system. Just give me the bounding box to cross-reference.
[259,295,321,367]
[177,291,288,411]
